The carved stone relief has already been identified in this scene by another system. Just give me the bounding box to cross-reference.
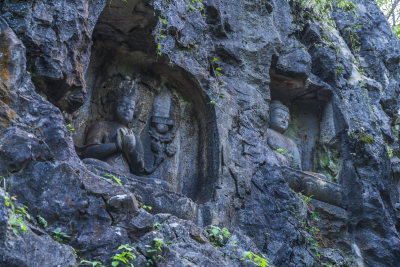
[148,87,177,173]
[266,99,344,206]
[72,73,213,202]
[267,74,344,206]
[75,78,145,175]
[267,100,301,169]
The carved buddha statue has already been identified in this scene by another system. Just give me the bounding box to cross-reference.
[80,95,145,175]
[267,100,302,169]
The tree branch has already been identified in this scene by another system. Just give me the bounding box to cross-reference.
[387,0,400,21]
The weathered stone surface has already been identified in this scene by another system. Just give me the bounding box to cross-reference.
[0,189,76,267]
[0,190,7,240]
[0,227,77,267]
[1,0,107,112]
[0,0,400,266]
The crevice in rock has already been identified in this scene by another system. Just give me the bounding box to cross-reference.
[100,196,115,225]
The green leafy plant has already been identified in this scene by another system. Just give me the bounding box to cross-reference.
[72,247,78,259]
[153,222,164,231]
[299,192,313,206]
[111,244,136,267]
[142,204,152,211]
[386,143,394,158]
[79,260,105,267]
[53,227,71,243]
[155,14,168,56]
[348,129,375,144]
[302,210,324,262]
[288,0,356,27]
[146,238,165,266]
[240,251,270,267]
[336,65,344,76]
[4,193,28,235]
[187,0,204,11]
[15,205,31,221]
[67,124,75,131]
[102,174,123,186]
[137,199,153,211]
[305,225,320,234]
[209,57,225,106]
[309,237,322,258]
[311,212,320,221]
[37,215,48,229]
[274,148,294,159]
[207,225,231,247]
[8,210,27,235]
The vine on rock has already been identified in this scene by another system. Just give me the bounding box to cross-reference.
[288,0,356,31]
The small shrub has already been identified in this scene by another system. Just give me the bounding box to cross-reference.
[386,144,394,158]
[37,215,48,229]
[111,244,136,267]
[207,225,231,247]
[137,200,152,211]
[4,193,28,235]
[53,227,70,243]
[103,174,123,186]
[348,129,375,144]
[146,238,165,266]
[67,124,75,131]
[309,237,321,258]
[240,251,270,267]
[299,192,313,206]
[311,212,320,221]
[152,222,163,231]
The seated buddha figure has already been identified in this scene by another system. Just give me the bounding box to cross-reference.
[80,94,145,175]
[267,100,302,169]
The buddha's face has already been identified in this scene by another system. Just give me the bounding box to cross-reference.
[270,108,289,133]
[116,96,135,125]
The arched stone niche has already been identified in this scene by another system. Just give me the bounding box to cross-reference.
[269,69,342,183]
[70,0,219,203]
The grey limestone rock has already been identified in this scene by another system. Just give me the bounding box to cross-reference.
[1,0,400,266]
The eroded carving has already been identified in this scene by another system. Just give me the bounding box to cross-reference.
[148,87,177,172]
[267,100,301,169]
[78,81,146,175]
[267,100,344,207]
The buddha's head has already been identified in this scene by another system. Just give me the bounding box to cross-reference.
[115,96,135,125]
[270,100,290,133]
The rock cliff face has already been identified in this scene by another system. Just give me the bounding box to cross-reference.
[0,0,399,266]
